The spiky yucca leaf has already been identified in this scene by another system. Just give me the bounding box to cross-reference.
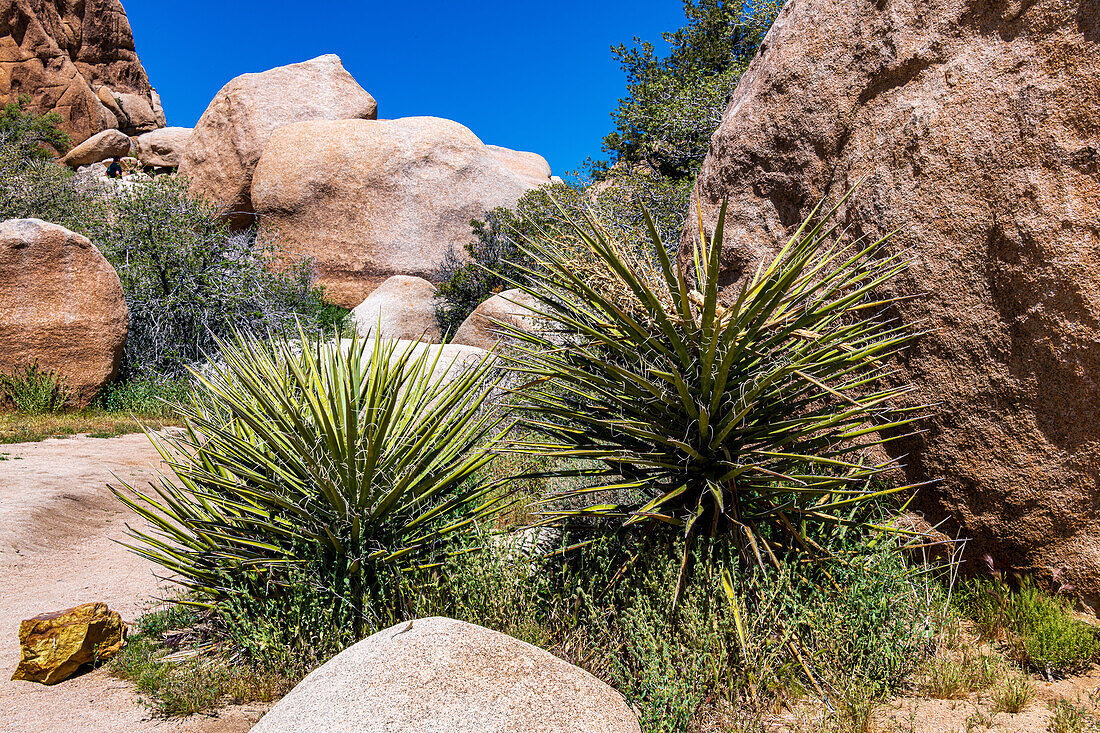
[113,332,507,636]
[504,192,925,600]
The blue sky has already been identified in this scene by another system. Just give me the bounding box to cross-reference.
[124,0,689,177]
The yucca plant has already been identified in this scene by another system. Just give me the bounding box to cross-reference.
[504,191,925,600]
[113,332,508,637]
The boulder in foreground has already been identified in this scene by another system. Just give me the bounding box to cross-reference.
[252,117,539,308]
[180,54,378,228]
[250,617,640,733]
[351,275,441,343]
[0,219,128,406]
[11,603,126,685]
[684,0,1100,605]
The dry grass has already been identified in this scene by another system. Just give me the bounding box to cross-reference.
[0,409,178,444]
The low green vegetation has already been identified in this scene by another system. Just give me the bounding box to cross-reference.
[0,361,70,414]
[956,573,1099,676]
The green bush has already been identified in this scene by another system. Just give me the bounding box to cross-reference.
[956,574,1099,676]
[0,96,70,159]
[89,177,327,377]
[114,332,507,641]
[0,133,103,232]
[99,375,191,416]
[506,193,918,601]
[0,361,71,413]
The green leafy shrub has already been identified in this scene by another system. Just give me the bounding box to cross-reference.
[90,177,327,377]
[114,332,507,641]
[0,361,71,413]
[0,132,103,232]
[0,96,70,159]
[506,193,919,599]
[100,375,190,416]
[957,574,1099,676]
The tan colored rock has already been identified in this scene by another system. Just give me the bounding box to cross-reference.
[135,126,191,168]
[684,0,1100,603]
[0,219,128,406]
[11,602,126,685]
[0,0,163,144]
[112,91,158,133]
[486,145,553,189]
[339,339,491,390]
[451,289,543,350]
[250,617,640,733]
[60,128,132,167]
[252,117,536,308]
[351,275,441,343]
[180,54,377,228]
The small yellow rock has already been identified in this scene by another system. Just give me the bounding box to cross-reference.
[11,602,126,685]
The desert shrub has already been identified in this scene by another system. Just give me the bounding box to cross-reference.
[956,574,1099,676]
[0,96,70,159]
[90,177,327,377]
[99,375,190,416]
[505,194,919,601]
[0,133,103,231]
[990,671,1035,713]
[114,332,507,643]
[0,361,71,413]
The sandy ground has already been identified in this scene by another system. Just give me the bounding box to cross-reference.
[0,433,263,733]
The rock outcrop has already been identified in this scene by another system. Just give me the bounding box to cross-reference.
[684,0,1100,602]
[486,145,553,189]
[351,275,441,343]
[0,0,164,144]
[60,128,131,167]
[134,126,190,168]
[451,288,544,350]
[11,602,125,684]
[179,55,377,228]
[0,219,128,406]
[252,117,538,308]
[250,617,641,733]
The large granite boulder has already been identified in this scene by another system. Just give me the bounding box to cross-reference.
[451,289,544,350]
[179,55,377,228]
[135,126,190,167]
[250,617,640,733]
[486,145,553,189]
[684,0,1100,603]
[0,219,127,406]
[252,117,539,308]
[60,128,131,167]
[11,602,125,684]
[0,0,164,144]
[351,275,441,343]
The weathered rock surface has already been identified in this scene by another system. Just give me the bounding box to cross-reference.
[351,275,441,343]
[0,219,128,406]
[0,0,164,144]
[250,617,640,733]
[180,54,377,228]
[252,117,538,308]
[60,128,131,167]
[486,145,553,189]
[451,288,544,350]
[338,338,490,391]
[684,0,1100,603]
[11,602,125,684]
[135,126,190,167]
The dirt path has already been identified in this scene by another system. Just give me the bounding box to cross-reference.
[0,433,263,733]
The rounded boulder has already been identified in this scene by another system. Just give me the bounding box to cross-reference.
[351,275,441,343]
[249,617,640,733]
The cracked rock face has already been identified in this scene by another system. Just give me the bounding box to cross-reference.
[684,0,1100,603]
[0,0,164,144]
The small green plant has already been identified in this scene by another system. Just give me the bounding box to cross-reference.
[1048,700,1094,733]
[921,650,1001,699]
[100,376,190,416]
[0,361,71,413]
[0,95,70,158]
[990,671,1035,713]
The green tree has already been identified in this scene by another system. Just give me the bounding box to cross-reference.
[0,96,71,159]
[598,0,781,179]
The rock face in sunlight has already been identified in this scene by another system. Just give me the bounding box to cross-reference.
[251,116,545,309]
[351,275,442,343]
[179,54,377,229]
[11,602,126,685]
[451,288,545,351]
[0,0,165,144]
[134,126,190,168]
[59,128,131,167]
[250,617,641,733]
[0,219,128,406]
[684,0,1100,604]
